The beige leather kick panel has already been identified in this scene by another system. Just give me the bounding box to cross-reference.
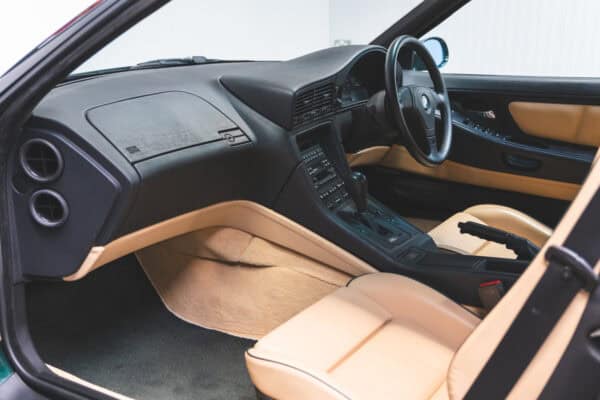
[66,201,376,281]
[509,101,600,147]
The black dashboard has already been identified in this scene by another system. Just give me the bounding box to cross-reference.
[14,45,388,279]
[221,45,386,129]
[14,43,535,307]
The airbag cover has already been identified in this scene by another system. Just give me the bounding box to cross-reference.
[87,91,238,162]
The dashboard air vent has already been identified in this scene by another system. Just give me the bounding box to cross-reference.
[29,190,69,228]
[293,83,336,127]
[19,138,63,182]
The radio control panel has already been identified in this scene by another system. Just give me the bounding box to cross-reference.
[301,144,350,210]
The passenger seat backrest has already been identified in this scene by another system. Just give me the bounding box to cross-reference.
[447,151,600,399]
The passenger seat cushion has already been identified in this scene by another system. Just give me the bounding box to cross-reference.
[428,212,516,258]
[428,204,553,258]
[464,204,552,247]
[246,273,479,400]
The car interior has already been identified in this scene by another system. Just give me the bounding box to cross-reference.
[6,4,600,399]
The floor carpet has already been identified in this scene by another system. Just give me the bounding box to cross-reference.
[26,255,256,400]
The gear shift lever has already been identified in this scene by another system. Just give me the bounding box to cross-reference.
[350,171,368,213]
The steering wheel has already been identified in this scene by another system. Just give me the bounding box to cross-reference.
[384,35,452,166]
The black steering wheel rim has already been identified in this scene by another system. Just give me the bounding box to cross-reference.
[384,35,452,166]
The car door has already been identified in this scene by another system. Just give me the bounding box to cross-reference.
[360,0,598,228]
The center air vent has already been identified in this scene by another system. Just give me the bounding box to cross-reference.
[29,190,69,228]
[293,83,336,127]
[19,138,63,182]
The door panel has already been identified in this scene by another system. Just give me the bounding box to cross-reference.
[443,75,597,187]
[449,108,592,185]
[379,145,580,201]
[362,168,568,228]
[508,102,600,147]
[348,72,599,224]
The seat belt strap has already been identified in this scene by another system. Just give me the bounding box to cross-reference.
[465,190,600,400]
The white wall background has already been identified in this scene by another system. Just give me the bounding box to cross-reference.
[0,1,92,74]
[77,0,331,72]
[2,0,600,77]
[329,0,420,46]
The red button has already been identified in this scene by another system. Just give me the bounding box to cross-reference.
[480,280,502,288]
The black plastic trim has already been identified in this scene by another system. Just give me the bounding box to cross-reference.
[221,46,386,130]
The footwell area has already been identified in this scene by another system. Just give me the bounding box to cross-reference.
[26,256,256,400]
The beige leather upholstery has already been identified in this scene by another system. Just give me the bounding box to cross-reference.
[66,201,376,281]
[428,204,552,258]
[347,146,581,201]
[377,145,580,201]
[346,146,390,167]
[246,148,600,400]
[447,154,600,398]
[509,101,600,147]
[246,273,479,400]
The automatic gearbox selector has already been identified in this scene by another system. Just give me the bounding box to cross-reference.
[349,171,368,213]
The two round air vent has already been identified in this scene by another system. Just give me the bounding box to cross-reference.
[19,139,68,228]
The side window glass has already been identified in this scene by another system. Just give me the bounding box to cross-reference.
[426,0,600,77]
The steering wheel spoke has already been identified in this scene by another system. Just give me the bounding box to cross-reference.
[397,86,413,109]
[426,130,438,155]
[431,91,446,110]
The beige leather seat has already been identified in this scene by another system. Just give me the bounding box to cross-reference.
[428,204,552,258]
[246,150,596,400]
[246,249,591,399]
[246,273,479,399]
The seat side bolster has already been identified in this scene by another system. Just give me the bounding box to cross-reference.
[246,351,351,400]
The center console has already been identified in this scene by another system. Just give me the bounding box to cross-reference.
[300,143,350,210]
[297,124,431,256]
[275,121,532,307]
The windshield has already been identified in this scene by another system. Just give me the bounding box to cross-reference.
[74,0,422,75]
